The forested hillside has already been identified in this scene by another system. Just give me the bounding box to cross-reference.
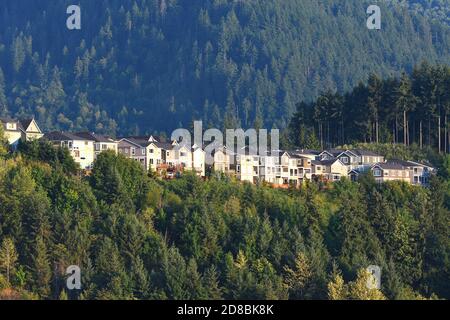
[0,0,449,136]
[0,129,449,300]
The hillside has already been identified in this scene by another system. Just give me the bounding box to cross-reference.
[0,0,449,136]
[0,133,449,299]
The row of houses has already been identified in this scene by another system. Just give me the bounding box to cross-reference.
[0,117,435,186]
[215,147,434,187]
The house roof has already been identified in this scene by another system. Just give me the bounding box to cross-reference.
[1,117,43,134]
[76,132,114,143]
[19,119,34,130]
[0,117,24,132]
[293,149,321,155]
[126,137,151,147]
[312,159,340,166]
[44,131,93,141]
[324,149,347,157]
[153,141,174,150]
[284,151,307,159]
[388,159,435,169]
[373,161,406,170]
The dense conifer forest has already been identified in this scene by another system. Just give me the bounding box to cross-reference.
[287,63,450,152]
[0,0,449,135]
[0,127,449,300]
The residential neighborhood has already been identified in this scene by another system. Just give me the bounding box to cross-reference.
[0,117,436,187]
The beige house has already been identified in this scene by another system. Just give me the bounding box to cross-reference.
[75,132,117,159]
[44,131,95,170]
[373,160,434,186]
[370,161,411,184]
[213,146,233,174]
[236,154,260,184]
[312,158,348,181]
[0,117,43,147]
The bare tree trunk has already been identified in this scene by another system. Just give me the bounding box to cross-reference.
[393,122,396,144]
[438,116,441,154]
[445,113,448,153]
[376,120,379,144]
[403,110,407,146]
[428,116,431,146]
[396,115,399,144]
[420,121,423,149]
[407,120,410,146]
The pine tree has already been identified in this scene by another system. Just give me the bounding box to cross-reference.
[348,269,386,300]
[32,237,52,298]
[203,266,223,299]
[0,238,18,283]
[327,267,347,300]
[283,252,312,299]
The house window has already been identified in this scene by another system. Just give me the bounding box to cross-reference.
[131,148,136,155]
[95,143,100,151]
[180,152,187,157]
[102,144,108,150]
[317,166,322,171]
[342,157,349,164]
[141,148,145,155]
[74,150,80,157]
[167,151,170,156]
[150,149,154,153]
[373,169,382,177]
[68,141,73,149]
[150,159,154,164]
[85,141,88,145]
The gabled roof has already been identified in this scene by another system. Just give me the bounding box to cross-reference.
[323,149,347,157]
[151,141,175,150]
[44,131,93,141]
[293,149,321,156]
[372,161,405,170]
[76,132,114,143]
[1,117,43,134]
[283,151,306,159]
[19,118,43,134]
[118,138,145,148]
[126,137,151,147]
[312,159,341,166]
[0,117,23,132]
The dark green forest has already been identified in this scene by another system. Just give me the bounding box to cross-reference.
[287,63,450,152]
[0,0,449,135]
[0,127,449,300]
